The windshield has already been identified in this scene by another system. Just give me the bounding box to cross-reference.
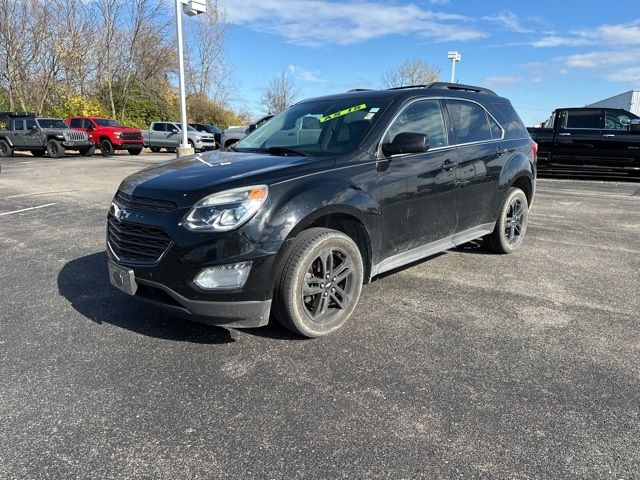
[173,124,197,132]
[37,119,68,129]
[95,118,124,127]
[236,98,392,156]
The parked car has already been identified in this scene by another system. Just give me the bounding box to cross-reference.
[67,116,144,156]
[141,121,217,153]
[0,112,93,158]
[220,114,273,148]
[528,107,640,177]
[106,82,536,337]
[189,123,222,149]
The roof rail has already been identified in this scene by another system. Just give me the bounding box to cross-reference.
[428,82,497,96]
[347,88,374,92]
[386,84,431,91]
[0,111,37,118]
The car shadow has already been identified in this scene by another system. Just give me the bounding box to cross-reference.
[57,252,236,344]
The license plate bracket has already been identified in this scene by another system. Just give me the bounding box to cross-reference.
[108,262,138,296]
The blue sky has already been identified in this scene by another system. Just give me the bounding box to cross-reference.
[216,0,640,125]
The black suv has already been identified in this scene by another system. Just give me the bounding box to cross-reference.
[107,83,536,337]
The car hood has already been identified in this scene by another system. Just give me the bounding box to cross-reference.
[101,126,141,133]
[120,151,335,207]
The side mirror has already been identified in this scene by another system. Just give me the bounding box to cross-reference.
[28,125,39,131]
[248,123,257,132]
[171,128,179,134]
[630,120,640,134]
[382,132,429,156]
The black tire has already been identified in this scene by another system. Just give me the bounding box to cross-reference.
[0,139,13,157]
[79,145,95,156]
[485,187,529,254]
[150,147,161,153]
[128,148,142,155]
[46,139,65,158]
[273,227,364,338]
[30,149,45,157]
[99,139,114,156]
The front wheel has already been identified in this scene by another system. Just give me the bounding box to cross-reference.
[46,139,65,158]
[99,139,114,156]
[273,228,364,338]
[485,187,529,254]
[128,148,142,155]
[79,145,95,156]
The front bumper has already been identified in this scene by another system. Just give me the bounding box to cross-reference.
[113,142,144,150]
[105,208,280,328]
[62,140,93,149]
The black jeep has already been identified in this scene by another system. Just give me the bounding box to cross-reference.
[0,112,94,158]
[107,83,537,337]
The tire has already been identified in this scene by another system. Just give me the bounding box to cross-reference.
[0,139,13,157]
[485,187,529,254]
[273,227,364,338]
[150,147,161,153]
[46,139,65,158]
[99,139,114,156]
[79,145,95,156]
[30,149,45,157]
[128,148,142,155]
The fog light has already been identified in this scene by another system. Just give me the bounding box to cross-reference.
[194,262,252,289]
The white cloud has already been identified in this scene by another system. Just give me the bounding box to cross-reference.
[530,35,595,48]
[529,19,640,48]
[287,65,325,83]
[218,0,486,47]
[482,75,543,87]
[482,10,532,34]
[556,50,640,69]
[602,67,640,83]
[593,20,640,46]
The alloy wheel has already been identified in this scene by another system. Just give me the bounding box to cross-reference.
[504,197,525,244]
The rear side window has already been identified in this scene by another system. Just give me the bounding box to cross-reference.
[385,99,448,148]
[562,110,602,129]
[14,119,24,130]
[446,100,492,144]
[488,102,528,139]
[69,118,83,128]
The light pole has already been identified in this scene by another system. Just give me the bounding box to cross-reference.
[447,51,461,83]
[175,0,206,157]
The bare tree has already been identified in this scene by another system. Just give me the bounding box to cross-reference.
[381,59,441,88]
[260,70,299,114]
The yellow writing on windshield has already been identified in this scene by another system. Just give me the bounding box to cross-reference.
[320,104,367,123]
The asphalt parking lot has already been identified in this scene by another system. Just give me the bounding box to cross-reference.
[1,152,639,479]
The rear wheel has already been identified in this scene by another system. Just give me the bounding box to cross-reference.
[46,139,65,158]
[0,140,14,157]
[99,139,114,156]
[485,187,529,254]
[30,149,45,157]
[128,148,142,155]
[79,145,95,156]
[274,228,364,338]
[150,147,161,153]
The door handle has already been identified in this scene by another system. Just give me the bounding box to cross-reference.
[558,133,571,136]
[602,134,615,137]
[441,159,457,171]
[496,147,509,156]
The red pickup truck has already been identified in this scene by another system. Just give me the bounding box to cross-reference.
[66,116,144,156]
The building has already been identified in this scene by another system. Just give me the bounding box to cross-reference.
[586,90,640,116]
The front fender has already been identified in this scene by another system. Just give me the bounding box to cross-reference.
[240,178,381,248]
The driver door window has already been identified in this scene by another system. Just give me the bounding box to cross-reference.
[384,100,448,149]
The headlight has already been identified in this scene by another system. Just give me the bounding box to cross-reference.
[114,131,122,138]
[57,134,65,139]
[182,185,268,232]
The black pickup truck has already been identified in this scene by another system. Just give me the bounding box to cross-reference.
[0,112,94,158]
[528,108,640,177]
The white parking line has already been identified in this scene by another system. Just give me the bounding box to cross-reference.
[5,190,80,199]
[0,203,58,217]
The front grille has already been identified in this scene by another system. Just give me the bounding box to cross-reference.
[121,132,142,141]
[113,190,176,213]
[107,215,171,264]
[201,138,216,143]
[65,131,86,141]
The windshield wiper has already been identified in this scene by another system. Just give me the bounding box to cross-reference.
[265,146,309,157]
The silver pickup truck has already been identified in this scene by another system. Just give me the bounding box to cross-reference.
[220,115,273,149]
[142,121,217,153]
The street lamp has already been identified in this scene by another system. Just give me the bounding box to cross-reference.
[175,0,206,157]
[447,51,461,83]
